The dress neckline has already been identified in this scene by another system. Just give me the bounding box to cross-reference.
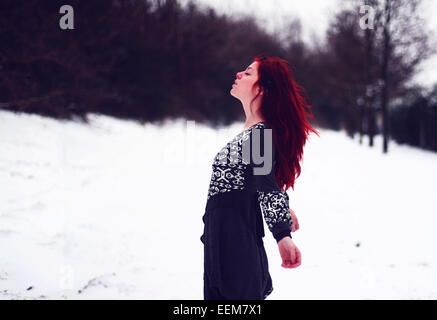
[230,121,266,143]
[243,121,266,132]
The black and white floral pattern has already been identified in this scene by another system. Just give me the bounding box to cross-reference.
[205,122,292,237]
[206,125,253,201]
[257,190,292,231]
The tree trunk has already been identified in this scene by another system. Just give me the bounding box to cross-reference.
[367,104,375,146]
[358,104,364,144]
[380,0,391,154]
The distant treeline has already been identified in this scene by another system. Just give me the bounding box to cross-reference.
[0,0,436,152]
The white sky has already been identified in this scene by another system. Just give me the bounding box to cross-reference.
[178,0,437,88]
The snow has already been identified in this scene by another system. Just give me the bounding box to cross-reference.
[1,109,437,300]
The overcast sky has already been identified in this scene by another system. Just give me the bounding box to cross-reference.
[178,0,437,88]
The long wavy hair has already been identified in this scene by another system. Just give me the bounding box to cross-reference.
[250,53,320,192]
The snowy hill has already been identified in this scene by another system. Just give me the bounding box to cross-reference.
[1,109,437,299]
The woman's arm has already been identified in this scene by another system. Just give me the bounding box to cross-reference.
[251,126,293,243]
[251,125,302,268]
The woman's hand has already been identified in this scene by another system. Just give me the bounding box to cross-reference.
[278,237,301,268]
[289,208,300,232]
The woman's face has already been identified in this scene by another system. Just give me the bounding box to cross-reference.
[230,61,261,101]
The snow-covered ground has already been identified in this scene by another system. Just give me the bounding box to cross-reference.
[1,109,437,300]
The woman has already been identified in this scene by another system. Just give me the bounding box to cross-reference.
[200,54,319,300]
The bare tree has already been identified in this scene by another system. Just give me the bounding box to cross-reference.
[340,0,436,152]
[361,0,381,147]
[375,0,435,153]
[0,1,145,119]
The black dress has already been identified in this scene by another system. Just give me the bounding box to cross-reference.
[200,121,293,300]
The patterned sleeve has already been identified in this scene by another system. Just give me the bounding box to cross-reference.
[251,126,293,243]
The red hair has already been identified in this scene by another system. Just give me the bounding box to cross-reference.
[251,53,320,192]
